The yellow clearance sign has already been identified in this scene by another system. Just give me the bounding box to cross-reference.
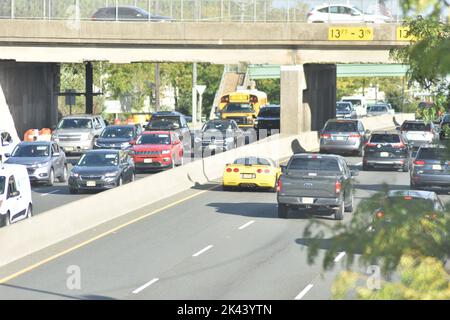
[397,27,416,41]
[328,27,374,41]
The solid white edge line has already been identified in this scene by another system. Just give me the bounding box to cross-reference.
[294,284,314,300]
[132,278,159,294]
[238,220,255,230]
[334,252,346,263]
[192,245,214,257]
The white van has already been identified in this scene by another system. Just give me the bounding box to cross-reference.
[340,96,368,117]
[0,129,19,162]
[0,163,33,227]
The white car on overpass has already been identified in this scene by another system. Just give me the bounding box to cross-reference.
[307,4,391,23]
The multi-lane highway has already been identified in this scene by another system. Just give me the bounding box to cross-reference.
[1,155,447,300]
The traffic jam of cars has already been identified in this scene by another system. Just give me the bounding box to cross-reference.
[1,91,449,228]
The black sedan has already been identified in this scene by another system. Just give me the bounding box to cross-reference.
[94,125,142,150]
[68,150,135,194]
[255,105,280,135]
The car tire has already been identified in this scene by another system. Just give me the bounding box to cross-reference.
[357,147,363,157]
[47,168,55,186]
[26,204,33,219]
[1,212,11,227]
[278,204,289,219]
[117,176,123,187]
[58,165,68,183]
[222,185,232,191]
[130,171,136,183]
[402,164,409,172]
[69,187,78,194]
[334,202,345,220]
[362,163,370,171]
[345,193,354,213]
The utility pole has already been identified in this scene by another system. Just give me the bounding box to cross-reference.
[192,62,198,124]
[85,62,94,114]
[155,63,161,111]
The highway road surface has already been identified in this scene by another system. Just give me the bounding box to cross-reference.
[1,156,449,300]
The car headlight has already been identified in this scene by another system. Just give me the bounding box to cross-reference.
[105,172,119,178]
[70,172,80,178]
[31,162,49,168]
[161,150,171,155]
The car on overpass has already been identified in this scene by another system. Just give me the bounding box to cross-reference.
[371,190,445,231]
[130,131,183,172]
[307,4,391,23]
[277,154,357,220]
[336,101,357,119]
[222,156,281,191]
[52,114,107,155]
[91,6,172,22]
[0,164,32,227]
[367,104,394,117]
[319,119,369,156]
[194,119,244,157]
[362,131,409,172]
[94,124,143,150]
[340,96,367,117]
[5,141,68,186]
[68,149,135,194]
[410,144,450,190]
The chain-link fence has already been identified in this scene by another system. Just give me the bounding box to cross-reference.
[0,0,406,22]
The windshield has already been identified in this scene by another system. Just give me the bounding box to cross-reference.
[336,104,351,112]
[369,106,387,112]
[234,157,271,166]
[147,117,180,130]
[77,153,119,167]
[370,134,401,143]
[101,127,134,139]
[224,103,255,113]
[137,134,171,145]
[385,197,435,211]
[289,157,340,171]
[324,122,357,132]
[258,108,280,117]
[342,99,361,107]
[416,148,448,160]
[58,118,93,129]
[12,144,50,157]
[203,122,232,132]
[401,123,430,131]
[0,176,5,195]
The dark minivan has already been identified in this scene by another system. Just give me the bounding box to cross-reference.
[319,119,369,156]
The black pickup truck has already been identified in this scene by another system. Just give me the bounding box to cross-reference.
[277,154,358,220]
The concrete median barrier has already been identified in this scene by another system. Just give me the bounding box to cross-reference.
[0,114,412,267]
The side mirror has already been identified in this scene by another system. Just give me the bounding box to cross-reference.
[365,130,371,134]
[4,153,11,158]
[395,126,401,131]
[10,190,20,198]
[351,170,359,177]
[280,165,287,173]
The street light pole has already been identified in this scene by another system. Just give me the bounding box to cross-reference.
[155,63,161,112]
[192,62,198,124]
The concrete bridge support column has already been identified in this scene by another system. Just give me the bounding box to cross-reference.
[280,64,336,135]
[0,62,60,138]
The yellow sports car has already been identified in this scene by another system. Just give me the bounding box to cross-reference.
[222,156,281,191]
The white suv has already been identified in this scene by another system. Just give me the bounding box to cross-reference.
[0,129,19,162]
[307,4,390,23]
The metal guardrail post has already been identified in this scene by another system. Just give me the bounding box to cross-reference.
[115,0,118,21]
[180,0,183,21]
[10,0,14,19]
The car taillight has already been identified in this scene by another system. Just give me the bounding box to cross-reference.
[414,160,425,166]
[349,134,361,138]
[365,143,376,147]
[276,179,282,192]
[233,168,239,173]
[375,211,385,219]
[257,169,263,173]
[393,142,406,148]
[321,134,331,139]
[264,169,270,173]
[335,181,342,194]
[403,196,413,200]
[226,168,232,173]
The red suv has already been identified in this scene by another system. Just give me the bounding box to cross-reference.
[130,131,183,172]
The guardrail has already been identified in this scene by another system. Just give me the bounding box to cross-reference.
[0,113,414,268]
[0,0,408,22]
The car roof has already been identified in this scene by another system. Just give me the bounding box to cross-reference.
[327,119,358,123]
[60,114,99,119]
[141,130,171,135]
[387,190,437,200]
[292,153,343,160]
[104,125,135,129]
[152,111,183,117]
[18,141,53,145]
[261,105,280,108]
[403,120,427,124]
[0,163,29,174]
[371,130,400,135]
[84,149,120,154]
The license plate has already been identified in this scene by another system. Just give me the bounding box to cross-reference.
[432,165,442,170]
[64,147,73,151]
[302,198,314,204]
[241,174,255,179]
[144,159,153,163]
[86,181,96,187]
[380,152,389,157]
[335,136,345,141]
